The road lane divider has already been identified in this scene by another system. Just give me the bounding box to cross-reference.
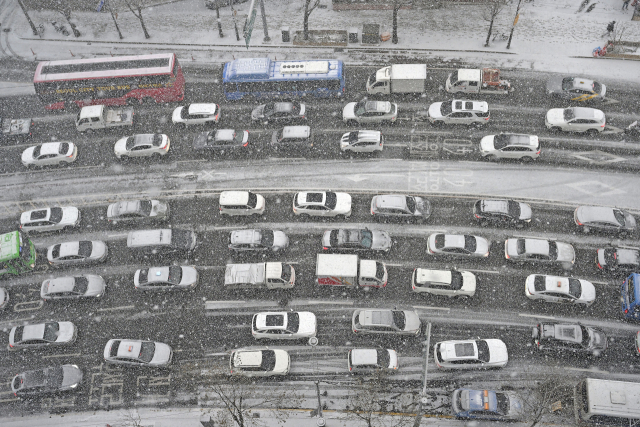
[97,305,135,312]
[41,352,82,359]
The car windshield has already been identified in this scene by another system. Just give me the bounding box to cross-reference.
[563,108,576,121]
[441,102,452,116]
[376,262,386,280]
[59,143,69,154]
[580,325,591,346]
[171,230,192,248]
[125,136,136,150]
[260,350,277,371]
[51,244,61,259]
[568,278,582,299]
[261,230,274,247]
[180,105,191,119]
[593,81,602,94]
[561,77,574,90]
[434,234,445,249]
[49,207,63,223]
[43,322,60,342]
[464,236,477,252]
[354,100,367,115]
[476,340,490,362]
[613,209,626,226]
[348,131,359,143]
[391,310,405,329]
[492,134,510,150]
[516,238,526,255]
[450,270,463,290]
[139,269,149,283]
[329,230,339,247]
[280,264,292,282]
[360,230,373,248]
[377,349,390,367]
[138,200,153,216]
[495,392,510,416]
[325,192,337,209]
[74,276,89,294]
[263,103,275,114]
[168,266,183,284]
[33,145,42,157]
[247,192,258,208]
[604,249,617,266]
[548,241,558,260]
[287,312,300,332]
[78,241,93,257]
[405,196,416,213]
[507,200,521,218]
[139,341,156,363]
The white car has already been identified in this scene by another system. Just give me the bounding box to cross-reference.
[172,103,220,127]
[230,348,290,377]
[41,275,106,300]
[352,309,421,336]
[434,339,508,370]
[348,348,398,373]
[134,266,199,291]
[411,268,476,298]
[342,99,398,125]
[505,238,575,270]
[479,134,540,161]
[340,130,383,153]
[525,274,596,307]
[427,234,490,258]
[104,339,173,367]
[107,200,169,223]
[0,287,9,311]
[47,240,108,267]
[20,206,80,233]
[574,206,636,234]
[426,100,489,125]
[22,142,77,167]
[292,191,352,218]
[545,107,605,134]
[251,311,317,340]
[228,229,289,252]
[9,321,77,349]
[114,133,170,159]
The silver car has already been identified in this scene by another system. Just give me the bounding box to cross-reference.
[293,191,352,218]
[134,266,199,291]
[574,206,636,235]
[545,107,605,134]
[41,275,106,300]
[20,206,80,233]
[12,365,83,397]
[505,238,575,270]
[114,133,170,159]
[107,200,169,223]
[172,103,220,127]
[352,309,421,336]
[228,229,289,252]
[370,194,431,221]
[546,76,606,102]
[340,130,384,153]
[9,321,77,349]
[47,241,108,267]
[251,101,306,124]
[343,99,398,125]
[427,234,490,258]
[104,339,173,367]
[21,142,77,167]
[322,228,392,252]
[230,348,290,377]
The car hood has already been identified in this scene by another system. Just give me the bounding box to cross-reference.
[21,146,35,162]
[579,280,596,303]
[114,136,128,153]
[556,242,575,263]
[599,84,607,98]
[474,237,490,256]
[85,275,106,297]
[62,207,80,224]
[428,102,443,119]
[479,135,495,152]
[596,249,607,268]
[625,213,637,230]
[150,342,173,366]
[272,230,289,250]
[460,271,477,292]
[371,230,392,251]
[546,108,565,125]
[387,349,399,369]
[402,311,421,333]
[414,197,431,217]
[589,329,608,350]
[57,322,76,343]
[192,132,211,149]
[251,105,266,120]
[0,287,6,305]
[486,339,509,364]
[335,193,352,215]
[172,107,184,123]
[179,266,199,286]
[519,203,533,221]
[297,312,317,336]
[342,103,356,120]
[546,77,563,94]
[90,241,108,260]
[61,365,83,388]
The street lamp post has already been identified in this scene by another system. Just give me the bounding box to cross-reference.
[506,0,523,49]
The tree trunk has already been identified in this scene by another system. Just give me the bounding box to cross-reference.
[137,6,151,39]
[109,6,124,39]
[303,0,310,40]
[392,3,399,44]
[16,0,39,36]
[485,16,494,47]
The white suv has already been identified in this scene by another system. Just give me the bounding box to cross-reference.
[172,103,220,127]
[219,191,265,216]
[411,268,476,298]
[545,107,605,134]
[479,133,540,161]
[292,191,351,218]
[230,348,290,377]
[427,100,489,125]
[340,130,383,153]
[343,99,398,125]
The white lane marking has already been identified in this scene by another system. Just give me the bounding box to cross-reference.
[464,269,500,274]
[41,352,82,359]
[413,306,450,312]
[97,305,135,312]
[205,301,247,304]
[107,233,129,238]
[519,313,556,320]
[565,367,609,374]
[307,300,354,305]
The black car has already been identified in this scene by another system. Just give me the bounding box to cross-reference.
[532,322,607,356]
[473,199,532,227]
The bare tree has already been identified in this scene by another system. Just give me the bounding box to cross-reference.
[120,0,151,39]
[481,0,510,47]
[303,0,320,41]
[51,4,81,37]
[345,374,414,427]
[511,370,575,427]
[106,0,125,40]
[119,408,143,427]
[205,377,301,427]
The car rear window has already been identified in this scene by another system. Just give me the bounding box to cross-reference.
[13,326,24,343]
[391,311,405,329]
[260,350,276,370]
[109,340,121,357]
[74,276,89,294]
[568,278,582,299]
[51,244,61,259]
[405,196,416,214]
[533,275,545,292]
[377,349,390,367]
[507,200,521,218]
[476,340,490,362]
[464,235,477,252]
[450,270,463,290]
[261,230,274,247]
[168,266,183,284]
[434,234,445,249]
[247,192,258,209]
[139,341,156,363]
[58,143,70,154]
[325,192,337,209]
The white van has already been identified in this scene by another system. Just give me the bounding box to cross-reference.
[127,229,197,254]
[219,191,265,216]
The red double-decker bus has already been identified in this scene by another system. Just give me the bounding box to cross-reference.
[34,53,185,110]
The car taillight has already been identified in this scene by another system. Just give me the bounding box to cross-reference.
[576,219,583,226]
[536,149,541,154]
[596,261,602,269]
[474,214,480,219]
[371,209,375,215]
[323,247,329,251]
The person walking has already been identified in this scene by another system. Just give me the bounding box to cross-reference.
[603,20,615,38]
[622,0,630,10]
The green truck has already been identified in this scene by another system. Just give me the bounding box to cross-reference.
[0,231,37,277]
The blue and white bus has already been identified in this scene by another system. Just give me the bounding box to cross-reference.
[222,57,345,101]
[622,273,640,320]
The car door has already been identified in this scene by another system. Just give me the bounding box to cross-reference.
[130,144,151,157]
[38,153,58,166]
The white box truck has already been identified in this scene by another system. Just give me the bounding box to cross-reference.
[75,104,134,132]
[224,262,295,290]
[445,68,512,94]
[316,254,387,288]
[366,64,427,95]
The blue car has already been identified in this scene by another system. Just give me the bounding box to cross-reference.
[452,388,524,421]
[622,273,640,320]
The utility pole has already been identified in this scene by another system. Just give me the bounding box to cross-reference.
[16,0,39,36]
[392,0,399,44]
[258,0,270,42]
[506,0,523,49]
